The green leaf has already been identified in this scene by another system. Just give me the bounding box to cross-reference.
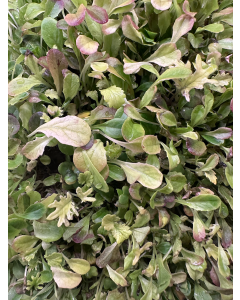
[28,116,91,147]
[111,159,163,189]
[20,203,46,220]
[177,194,221,211]
[93,118,125,139]
[124,104,158,125]
[160,141,180,171]
[157,110,177,127]
[12,235,39,254]
[157,254,172,294]
[191,105,205,127]
[85,13,103,45]
[108,164,126,181]
[100,86,126,109]
[103,32,121,57]
[225,162,233,188]
[196,23,224,33]
[122,117,145,141]
[51,267,82,289]
[139,85,157,109]
[8,218,27,239]
[218,238,230,277]
[24,3,44,20]
[194,283,212,300]
[106,265,128,287]
[167,172,187,193]
[47,192,79,227]
[198,154,219,172]
[41,17,63,49]
[175,55,218,101]
[63,73,80,101]
[8,76,43,97]
[140,279,153,300]
[33,220,65,242]
[63,255,90,275]
[8,153,23,170]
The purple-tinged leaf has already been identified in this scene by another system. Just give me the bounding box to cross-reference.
[96,242,120,268]
[64,4,86,26]
[122,15,143,44]
[182,0,197,18]
[171,6,196,43]
[230,98,233,112]
[76,35,99,55]
[80,135,94,150]
[151,0,172,11]
[203,127,233,140]
[8,115,20,137]
[102,19,121,35]
[86,5,108,24]
[221,219,233,249]
[186,138,206,156]
[210,266,220,287]
[28,112,44,132]
[38,56,48,69]
[47,49,68,96]
[129,183,142,201]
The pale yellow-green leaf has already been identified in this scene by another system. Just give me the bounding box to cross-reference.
[51,267,82,289]
[76,187,96,202]
[102,214,132,244]
[63,254,91,275]
[47,192,79,227]
[28,116,91,147]
[106,265,128,287]
[100,86,126,109]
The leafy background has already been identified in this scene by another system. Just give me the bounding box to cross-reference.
[8,0,233,299]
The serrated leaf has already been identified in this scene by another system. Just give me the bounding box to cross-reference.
[100,86,126,109]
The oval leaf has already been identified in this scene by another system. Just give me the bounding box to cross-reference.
[28,116,91,147]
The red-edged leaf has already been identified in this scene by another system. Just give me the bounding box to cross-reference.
[47,49,68,96]
[86,5,108,24]
[76,35,99,55]
[186,138,206,156]
[64,4,86,26]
